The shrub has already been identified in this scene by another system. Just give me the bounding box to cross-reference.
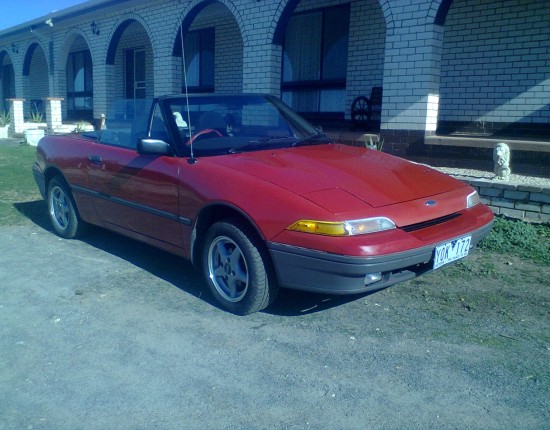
[26,109,44,123]
[0,110,10,127]
[479,216,550,264]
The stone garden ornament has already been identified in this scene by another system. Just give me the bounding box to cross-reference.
[493,142,511,181]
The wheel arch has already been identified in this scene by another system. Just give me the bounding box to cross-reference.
[43,167,83,218]
[191,203,266,267]
[43,165,65,188]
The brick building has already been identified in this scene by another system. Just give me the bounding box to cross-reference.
[0,0,548,154]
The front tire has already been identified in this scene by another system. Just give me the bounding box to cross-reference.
[47,176,84,239]
[202,220,278,315]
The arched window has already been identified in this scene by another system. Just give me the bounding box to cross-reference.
[184,28,215,93]
[282,5,349,120]
[66,50,93,120]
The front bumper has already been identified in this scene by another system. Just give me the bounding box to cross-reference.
[267,221,493,295]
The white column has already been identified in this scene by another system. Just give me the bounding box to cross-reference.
[44,97,64,132]
[8,99,26,134]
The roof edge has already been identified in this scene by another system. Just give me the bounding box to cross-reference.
[0,0,134,39]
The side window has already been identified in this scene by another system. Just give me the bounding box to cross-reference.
[149,103,170,142]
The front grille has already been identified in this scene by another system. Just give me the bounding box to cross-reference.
[401,213,461,232]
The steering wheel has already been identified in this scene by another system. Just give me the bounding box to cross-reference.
[186,128,223,146]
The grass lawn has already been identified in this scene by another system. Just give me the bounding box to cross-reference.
[0,142,42,225]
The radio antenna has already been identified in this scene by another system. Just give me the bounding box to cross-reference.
[180,24,196,163]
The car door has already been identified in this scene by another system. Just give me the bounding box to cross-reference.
[87,104,183,249]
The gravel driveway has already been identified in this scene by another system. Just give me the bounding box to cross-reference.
[1,221,548,429]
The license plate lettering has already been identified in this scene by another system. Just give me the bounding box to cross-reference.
[433,236,471,270]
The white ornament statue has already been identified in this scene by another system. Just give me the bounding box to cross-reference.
[493,142,511,181]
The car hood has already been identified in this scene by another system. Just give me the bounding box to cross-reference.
[209,144,465,210]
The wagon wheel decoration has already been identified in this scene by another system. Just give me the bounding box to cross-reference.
[351,96,372,125]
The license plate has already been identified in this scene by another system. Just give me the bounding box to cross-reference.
[433,236,472,270]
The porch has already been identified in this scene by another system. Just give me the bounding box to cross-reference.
[425,135,550,153]
[323,126,550,179]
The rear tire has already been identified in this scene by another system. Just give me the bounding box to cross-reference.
[202,220,278,315]
[47,176,84,239]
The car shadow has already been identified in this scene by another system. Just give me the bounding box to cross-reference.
[80,228,373,316]
[266,288,376,316]
[14,199,375,316]
[13,200,51,231]
[81,226,210,303]
[14,199,213,305]
[85,230,383,316]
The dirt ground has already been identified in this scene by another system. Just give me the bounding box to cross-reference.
[0,210,549,429]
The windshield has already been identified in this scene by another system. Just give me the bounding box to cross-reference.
[165,95,329,156]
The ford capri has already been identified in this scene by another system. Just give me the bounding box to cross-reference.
[33,94,494,314]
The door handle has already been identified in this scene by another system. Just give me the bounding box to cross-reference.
[89,155,102,164]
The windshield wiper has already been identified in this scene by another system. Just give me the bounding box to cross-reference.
[228,136,299,153]
[292,132,330,147]
[250,136,299,145]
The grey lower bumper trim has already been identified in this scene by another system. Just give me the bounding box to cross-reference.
[267,222,493,295]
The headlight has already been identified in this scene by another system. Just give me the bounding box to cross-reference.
[287,217,396,236]
[466,190,480,208]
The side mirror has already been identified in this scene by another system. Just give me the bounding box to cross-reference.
[137,138,172,155]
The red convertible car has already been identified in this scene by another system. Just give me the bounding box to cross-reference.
[33,94,493,314]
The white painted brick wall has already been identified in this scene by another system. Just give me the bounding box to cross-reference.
[240,1,281,94]
[0,0,548,141]
[382,23,443,131]
[375,0,447,133]
[346,0,385,119]
[27,44,50,115]
[439,0,550,125]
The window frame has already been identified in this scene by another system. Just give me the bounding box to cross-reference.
[281,4,350,118]
[66,49,93,121]
[183,27,215,94]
